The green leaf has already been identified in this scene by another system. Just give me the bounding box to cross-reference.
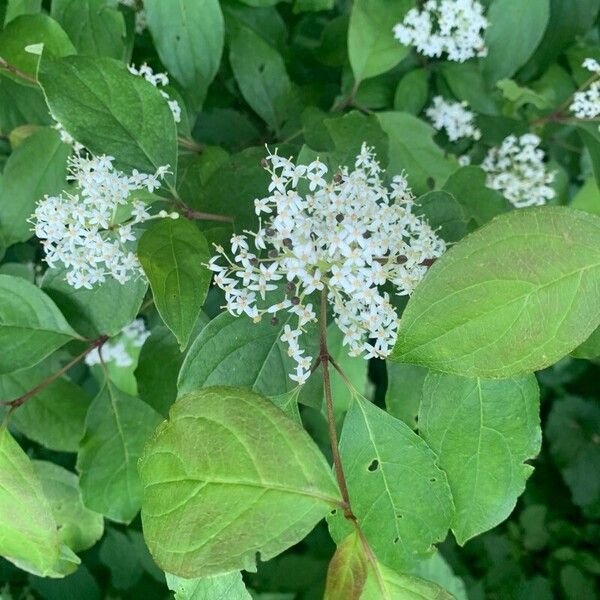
[328,396,453,571]
[483,0,551,83]
[77,381,163,524]
[42,266,148,338]
[178,311,317,399]
[4,0,41,24]
[577,123,600,189]
[324,532,368,600]
[420,373,541,544]
[414,191,468,244]
[228,19,293,133]
[441,63,499,116]
[139,386,341,577]
[377,112,458,196]
[136,325,187,417]
[99,528,144,590]
[144,0,224,109]
[572,178,600,217]
[361,560,455,600]
[33,461,104,553]
[0,274,79,373]
[442,166,510,229]
[571,325,600,359]
[348,0,411,84]
[51,0,126,60]
[0,359,92,452]
[38,55,178,185]
[166,571,252,600]
[0,14,75,84]
[0,126,69,247]
[393,69,429,115]
[409,553,468,600]
[391,207,600,377]
[0,425,77,577]
[385,362,428,429]
[546,396,600,515]
[138,219,211,349]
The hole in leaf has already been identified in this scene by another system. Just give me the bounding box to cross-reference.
[393,537,400,544]
[258,63,266,74]
[330,509,337,516]
[396,514,403,519]
[430,477,437,483]
[367,459,379,472]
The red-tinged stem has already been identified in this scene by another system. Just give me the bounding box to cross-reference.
[0,56,37,84]
[1,335,108,411]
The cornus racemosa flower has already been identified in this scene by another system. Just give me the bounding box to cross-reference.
[85,318,150,367]
[209,144,446,385]
[426,96,481,142]
[128,63,181,123]
[569,59,600,128]
[482,134,556,208]
[32,154,176,290]
[394,0,488,63]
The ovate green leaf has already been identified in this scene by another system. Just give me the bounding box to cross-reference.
[77,382,163,523]
[144,0,224,109]
[38,55,177,185]
[42,266,148,338]
[328,396,454,571]
[0,14,75,84]
[139,386,341,577]
[391,208,600,377]
[138,219,211,349]
[420,373,541,544]
[0,126,69,247]
[377,112,458,196]
[348,0,411,83]
[0,426,77,577]
[483,0,550,82]
[51,0,126,60]
[0,359,91,452]
[33,461,104,553]
[0,274,79,373]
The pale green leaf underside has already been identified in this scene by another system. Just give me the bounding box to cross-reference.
[420,373,541,544]
[0,427,79,577]
[0,274,78,374]
[392,207,600,378]
[329,396,454,571]
[139,386,341,578]
[361,560,456,600]
[166,571,252,600]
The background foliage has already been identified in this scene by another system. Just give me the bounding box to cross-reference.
[0,0,599,598]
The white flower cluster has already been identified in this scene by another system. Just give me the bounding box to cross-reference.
[128,63,181,123]
[569,59,600,125]
[119,0,146,33]
[426,96,481,142]
[209,144,445,385]
[86,319,150,367]
[394,0,488,63]
[32,154,174,289]
[482,134,556,208]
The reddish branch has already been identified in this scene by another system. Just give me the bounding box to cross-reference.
[1,335,108,411]
[0,56,37,84]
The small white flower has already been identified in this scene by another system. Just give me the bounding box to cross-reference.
[128,63,181,123]
[394,0,488,63]
[426,96,481,142]
[209,143,445,384]
[85,318,149,367]
[482,134,556,208]
[570,60,600,125]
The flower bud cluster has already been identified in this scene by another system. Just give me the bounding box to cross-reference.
[209,144,445,384]
[128,63,181,123]
[426,96,481,142]
[482,134,556,208]
[32,154,174,289]
[85,319,150,367]
[570,59,600,125]
[394,0,488,63]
